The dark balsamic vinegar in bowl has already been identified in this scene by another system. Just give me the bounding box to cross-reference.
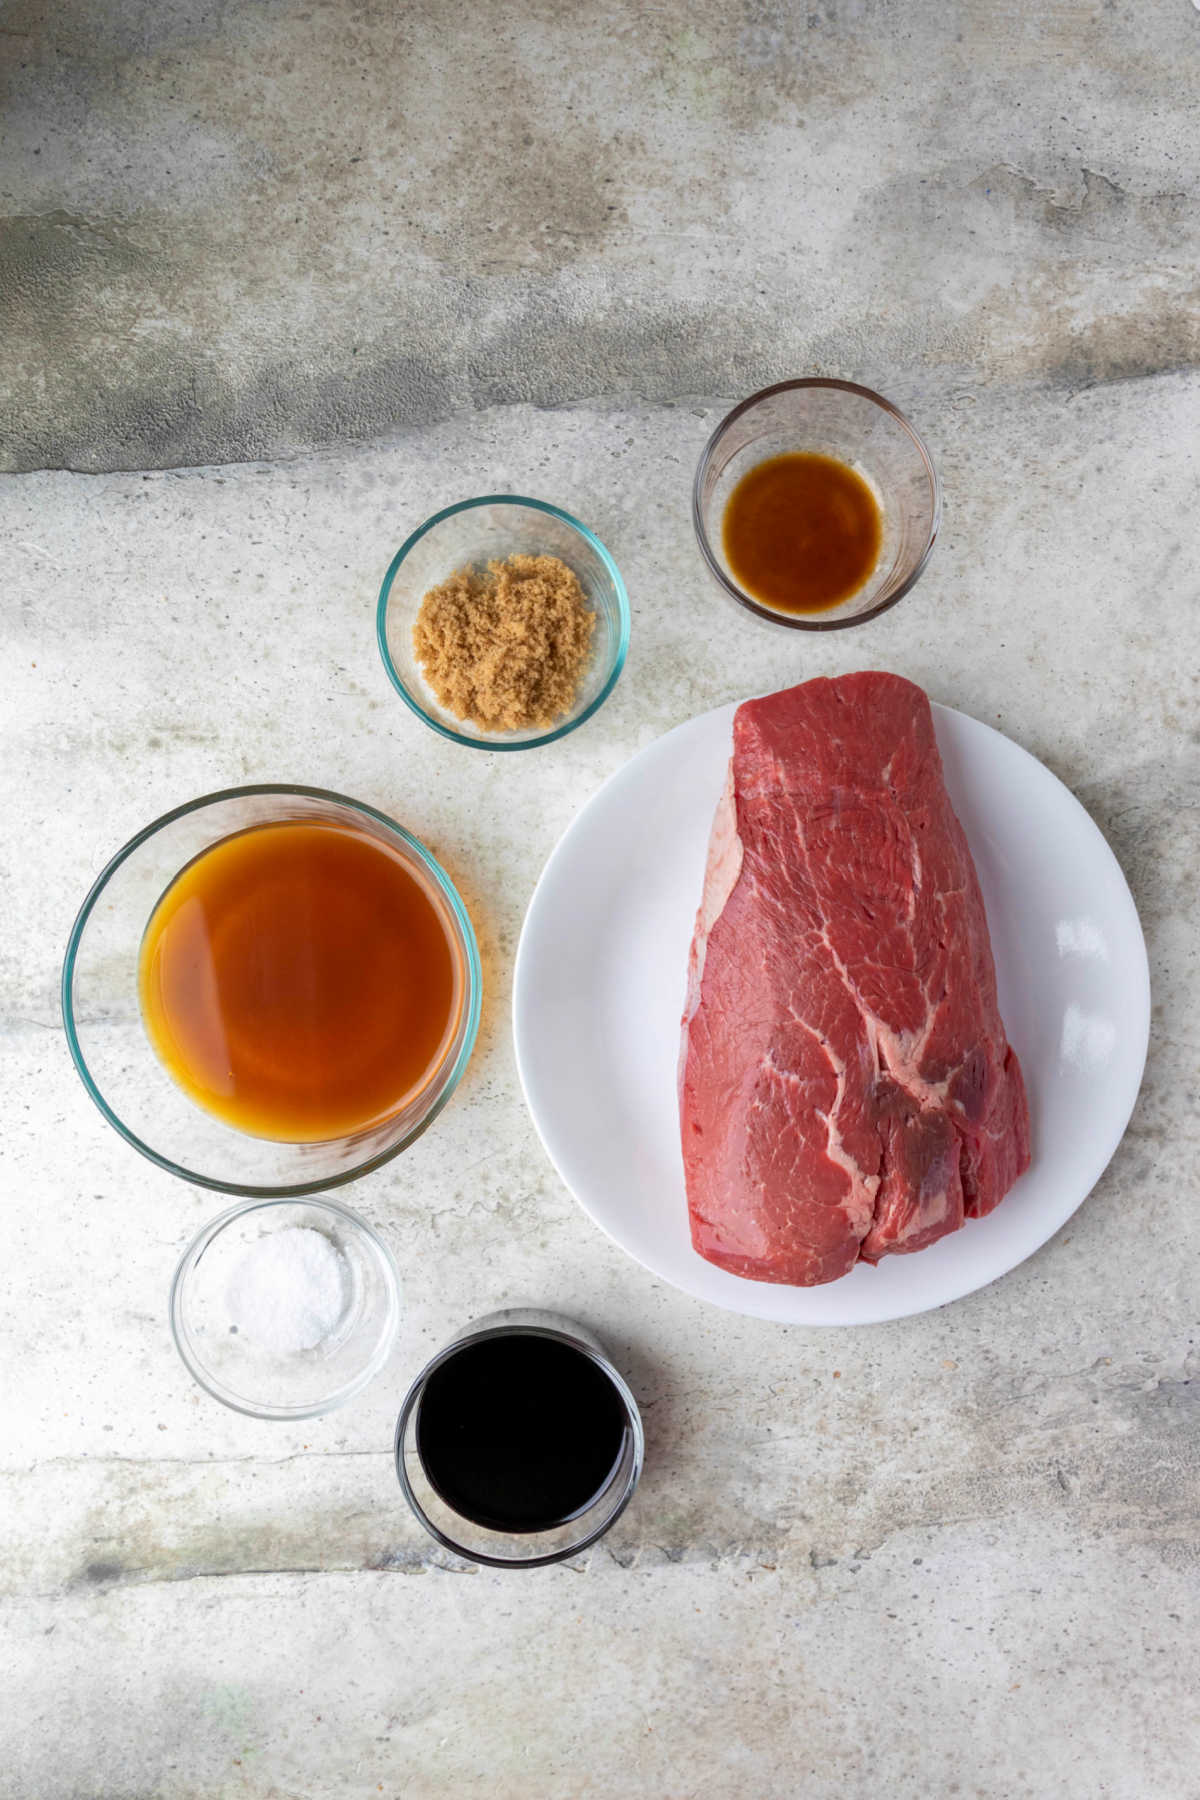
[415,1332,631,1534]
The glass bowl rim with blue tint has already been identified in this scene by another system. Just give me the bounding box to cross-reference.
[170,1194,402,1419]
[692,377,942,632]
[375,494,631,750]
[61,783,483,1198]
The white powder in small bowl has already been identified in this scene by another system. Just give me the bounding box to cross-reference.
[225,1225,350,1354]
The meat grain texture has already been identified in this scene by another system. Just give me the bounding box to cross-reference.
[679,673,1031,1287]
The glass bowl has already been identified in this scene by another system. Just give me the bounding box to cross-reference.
[395,1308,644,1568]
[376,495,630,749]
[693,379,940,629]
[170,1197,401,1418]
[62,785,481,1196]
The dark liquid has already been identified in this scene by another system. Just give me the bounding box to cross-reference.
[416,1333,629,1534]
[722,450,882,614]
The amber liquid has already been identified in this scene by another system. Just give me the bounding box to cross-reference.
[722,451,883,615]
[138,820,463,1143]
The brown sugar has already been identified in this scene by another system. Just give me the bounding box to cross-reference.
[413,554,596,733]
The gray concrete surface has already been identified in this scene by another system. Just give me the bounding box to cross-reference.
[2,3,1199,1798]
[3,0,1200,472]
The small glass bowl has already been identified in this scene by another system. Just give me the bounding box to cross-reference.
[693,378,940,630]
[170,1197,400,1418]
[395,1308,644,1568]
[62,785,482,1196]
[376,495,630,749]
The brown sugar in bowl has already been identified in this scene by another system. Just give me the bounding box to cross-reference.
[376,496,630,750]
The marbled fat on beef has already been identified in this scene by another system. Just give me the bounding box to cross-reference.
[679,673,1031,1286]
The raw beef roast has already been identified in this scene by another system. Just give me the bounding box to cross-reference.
[679,673,1030,1286]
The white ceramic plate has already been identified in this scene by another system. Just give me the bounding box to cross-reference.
[514,700,1150,1324]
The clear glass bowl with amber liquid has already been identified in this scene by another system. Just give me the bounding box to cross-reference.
[693,379,940,630]
[64,787,481,1195]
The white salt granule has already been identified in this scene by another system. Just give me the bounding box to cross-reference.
[226,1226,349,1354]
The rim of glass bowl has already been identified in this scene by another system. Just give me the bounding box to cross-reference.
[393,1323,645,1569]
[691,378,942,632]
[169,1195,402,1419]
[61,783,483,1197]
[375,494,632,749]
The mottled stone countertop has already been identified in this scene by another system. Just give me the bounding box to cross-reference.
[1,3,1197,1797]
